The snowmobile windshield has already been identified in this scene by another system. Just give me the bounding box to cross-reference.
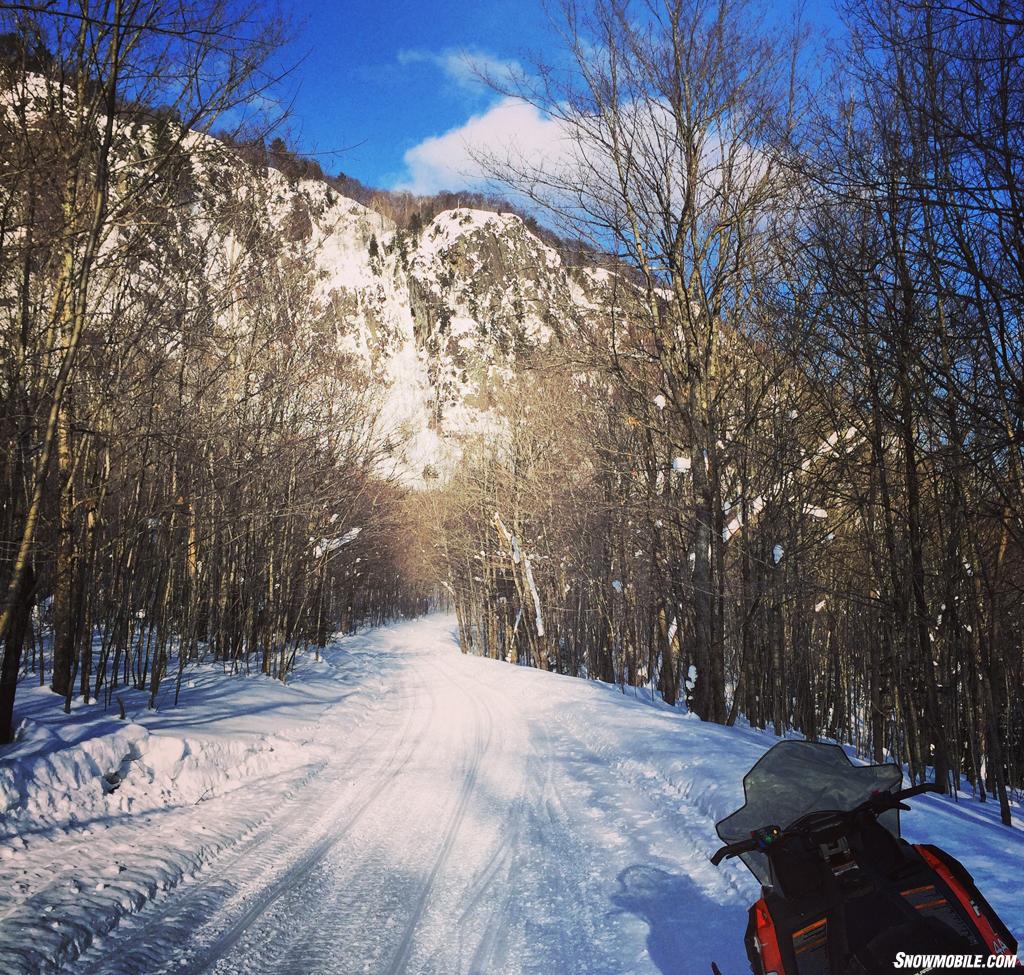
[716,741,903,884]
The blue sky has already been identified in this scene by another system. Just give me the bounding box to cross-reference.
[276,0,560,192]
[276,0,841,195]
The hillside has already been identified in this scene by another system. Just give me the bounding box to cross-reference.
[194,142,601,482]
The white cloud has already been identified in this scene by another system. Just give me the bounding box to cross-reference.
[395,82,775,242]
[396,48,523,94]
[396,96,565,196]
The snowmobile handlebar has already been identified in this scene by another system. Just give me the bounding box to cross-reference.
[710,781,944,866]
[710,825,780,865]
[891,781,944,802]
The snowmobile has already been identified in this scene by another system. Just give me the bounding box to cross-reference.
[710,740,1018,975]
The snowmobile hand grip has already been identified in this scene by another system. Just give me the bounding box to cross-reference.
[710,838,757,865]
[863,781,942,814]
[709,846,732,865]
[895,782,944,801]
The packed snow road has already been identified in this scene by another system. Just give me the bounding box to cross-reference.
[53,616,758,975]
[3,615,1022,974]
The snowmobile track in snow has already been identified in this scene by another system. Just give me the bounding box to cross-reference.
[32,615,1022,975]
[381,669,493,975]
[192,677,435,975]
[64,660,426,975]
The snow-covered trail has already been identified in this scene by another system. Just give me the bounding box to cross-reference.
[5,614,1022,974]
[47,615,750,975]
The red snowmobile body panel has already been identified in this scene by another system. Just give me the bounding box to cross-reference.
[913,845,1017,962]
[743,843,1017,975]
[747,898,786,975]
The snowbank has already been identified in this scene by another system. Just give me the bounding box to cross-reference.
[0,717,303,830]
[0,641,376,973]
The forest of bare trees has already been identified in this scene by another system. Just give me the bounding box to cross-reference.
[2,0,1022,830]
[419,0,1024,823]
[0,1,419,744]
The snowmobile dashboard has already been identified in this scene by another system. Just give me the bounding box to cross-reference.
[710,781,943,867]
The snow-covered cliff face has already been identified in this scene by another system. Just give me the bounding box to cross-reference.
[254,166,595,482]
[3,79,605,482]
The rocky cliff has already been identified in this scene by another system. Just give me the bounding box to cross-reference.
[249,162,599,481]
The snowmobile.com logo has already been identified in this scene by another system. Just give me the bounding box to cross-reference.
[893,953,1018,970]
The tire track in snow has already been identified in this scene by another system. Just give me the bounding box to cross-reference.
[381,652,511,975]
[456,673,533,975]
[67,658,423,975]
[459,672,601,975]
[193,636,497,975]
[189,668,438,975]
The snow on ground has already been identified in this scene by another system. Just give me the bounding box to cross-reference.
[1,615,1021,974]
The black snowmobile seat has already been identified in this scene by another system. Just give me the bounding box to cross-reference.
[858,916,979,973]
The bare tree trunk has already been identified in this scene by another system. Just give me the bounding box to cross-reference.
[0,566,36,743]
